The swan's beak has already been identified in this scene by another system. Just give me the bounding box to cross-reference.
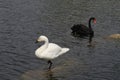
[93,19,96,24]
[35,40,39,43]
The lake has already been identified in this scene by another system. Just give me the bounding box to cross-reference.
[0,0,120,80]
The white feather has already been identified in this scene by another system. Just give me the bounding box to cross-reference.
[35,35,70,60]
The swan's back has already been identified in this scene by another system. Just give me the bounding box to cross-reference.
[71,24,90,32]
[48,43,61,51]
[40,43,69,59]
[71,24,91,36]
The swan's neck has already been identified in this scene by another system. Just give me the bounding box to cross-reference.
[88,18,92,30]
[43,38,49,49]
[35,38,49,55]
[41,38,49,51]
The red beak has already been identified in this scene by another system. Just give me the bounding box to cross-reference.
[93,19,96,24]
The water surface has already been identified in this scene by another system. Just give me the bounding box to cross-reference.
[0,0,120,80]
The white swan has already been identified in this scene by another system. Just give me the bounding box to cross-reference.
[35,35,70,69]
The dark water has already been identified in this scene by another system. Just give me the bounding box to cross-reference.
[0,0,120,80]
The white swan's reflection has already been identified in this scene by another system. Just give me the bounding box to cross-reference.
[21,69,60,80]
[21,58,87,80]
[45,70,58,80]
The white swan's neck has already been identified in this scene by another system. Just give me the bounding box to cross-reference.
[43,38,49,49]
[35,37,49,56]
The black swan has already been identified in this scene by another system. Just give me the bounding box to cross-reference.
[71,17,96,37]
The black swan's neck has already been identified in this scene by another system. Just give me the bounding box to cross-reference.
[88,18,93,30]
[88,18,95,37]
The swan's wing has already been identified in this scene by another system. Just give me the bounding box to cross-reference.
[78,24,90,33]
[48,43,61,51]
[41,43,62,59]
[72,24,90,33]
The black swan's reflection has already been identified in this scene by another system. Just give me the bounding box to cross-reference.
[87,35,94,47]
[71,33,94,47]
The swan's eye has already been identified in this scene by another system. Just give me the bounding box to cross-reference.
[93,19,96,24]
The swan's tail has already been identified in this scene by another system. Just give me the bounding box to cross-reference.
[59,48,70,55]
[53,48,70,59]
